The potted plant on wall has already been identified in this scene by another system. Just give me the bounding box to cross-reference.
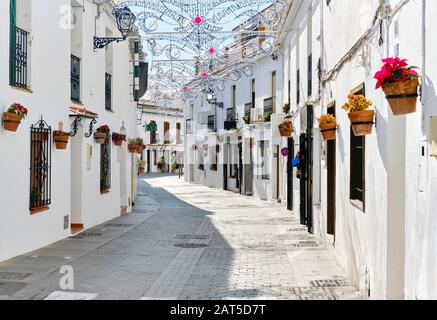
[3,103,28,132]
[283,103,290,115]
[374,57,420,115]
[128,139,137,153]
[135,138,145,153]
[112,132,126,146]
[318,114,337,141]
[53,130,70,150]
[343,94,375,136]
[95,125,110,144]
[263,113,271,123]
[139,160,146,174]
[278,117,293,137]
[243,116,250,125]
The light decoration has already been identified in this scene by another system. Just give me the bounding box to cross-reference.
[112,0,286,104]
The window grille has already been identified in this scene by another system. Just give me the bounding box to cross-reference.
[100,138,111,191]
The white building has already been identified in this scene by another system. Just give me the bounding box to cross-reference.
[137,102,185,174]
[184,0,437,300]
[0,0,140,262]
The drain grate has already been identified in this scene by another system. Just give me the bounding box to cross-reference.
[0,272,32,281]
[0,282,29,296]
[173,243,208,249]
[174,234,210,240]
[105,223,134,228]
[290,241,319,248]
[288,227,308,232]
[290,287,337,300]
[310,279,348,288]
[80,232,103,237]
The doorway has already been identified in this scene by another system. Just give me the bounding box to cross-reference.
[70,122,84,233]
[327,103,336,240]
[299,105,314,233]
[275,145,280,201]
[238,140,243,194]
[287,138,294,211]
[244,138,254,196]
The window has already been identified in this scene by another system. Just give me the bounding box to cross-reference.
[150,120,157,144]
[209,146,218,171]
[308,53,312,97]
[251,79,256,109]
[153,150,157,165]
[164,122,170,144]
[30,120,52,212]
[105,28,113,111]
[207,115,215,132]
[71,0,82,102]
[244,103,252,119]
[230,85,237,119]
[263,98,273,116]
[10,0,31,89]
[100,138,111,192]
[226,108,235,121]
[176,122,181,144]
[350,84,366,209]
[297,69,300,105]
[229,142,238,178]
[271,71,277,113]
[257,141,270,180]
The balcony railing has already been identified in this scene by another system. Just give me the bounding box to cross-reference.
[71,55,81,102]
[9,26,29,89]
[105,73,112,111]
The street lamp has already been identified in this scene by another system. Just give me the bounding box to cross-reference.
[94,7,137,49]
[205,91,223,109]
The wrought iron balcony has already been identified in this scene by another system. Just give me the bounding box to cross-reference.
[71,55,81,102]
[105,73,112,111]
[9,26,29,89]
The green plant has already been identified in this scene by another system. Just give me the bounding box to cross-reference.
[30,188,41,203]
[96,124,111,135]
[263,113,271,122]
[139,160,146,169]
[243,116,250,124]
[283,103,290,114]
[7,103,28,118]
[135,137,144,146]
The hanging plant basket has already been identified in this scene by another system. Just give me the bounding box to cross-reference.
[94,132,108,144]
[114,140,123,146]
[319,123,337,141]
[136,145,145,153]
[53,131,70,150]
[279,127,293,137]
[348,110,375,136]
[128,144,137,153]
[382,79,419,116]
[2,113,22,132]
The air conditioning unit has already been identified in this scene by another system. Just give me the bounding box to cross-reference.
[250,108,263,123]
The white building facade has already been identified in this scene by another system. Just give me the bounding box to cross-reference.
[184,0,437,300]
[0,0,140,262]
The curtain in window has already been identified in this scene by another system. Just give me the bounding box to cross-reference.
[9,0,16,84]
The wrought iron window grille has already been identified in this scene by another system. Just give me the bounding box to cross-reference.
[105,73,112,111]
[30,117,52,211]
[10,26,29,89]
[100,138,111,191]
[71,55,81,102]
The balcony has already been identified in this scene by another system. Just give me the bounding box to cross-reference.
[105,73,112,111]
[9,26,29,89]
[71,55,81,102]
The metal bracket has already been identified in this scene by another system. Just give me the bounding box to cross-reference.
[94,36,125,50]
[85,118,97,138]
[70,116,82,137]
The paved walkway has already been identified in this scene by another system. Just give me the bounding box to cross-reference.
[0,174,361,300]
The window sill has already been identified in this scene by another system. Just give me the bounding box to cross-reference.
[71,100,83,105]
[105,109,114,113]
[10,85,33,94]
[101,189,111,195]
[350,199,365,212]
[30,206,50,215]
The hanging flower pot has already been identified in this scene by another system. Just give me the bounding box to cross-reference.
[128,140,138,154]
[278,118,293,137]
[95,125,110,144]
[343,94,375,137]
[53,131,70,150]
[374,57,420,116]
[2,103,28,132]
[112,132,126,147]
[381,79,419,115]
[318,114,337,141]
[135,137,145,152]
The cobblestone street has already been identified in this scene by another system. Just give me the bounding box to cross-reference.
[0,174,361,300]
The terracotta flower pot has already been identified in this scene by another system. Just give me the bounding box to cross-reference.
[128,144,137,154]
[382,79,419,116]
[136,145,144,153]
[279,127,293,137]
[2,112,22,132]
[54,132,70,150]
[348,110,375,136]
[139,168,145,174]
[94,132,108,144]
[114,139,123,147]
[319,122,337,141]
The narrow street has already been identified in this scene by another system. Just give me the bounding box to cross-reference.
[0,174,360,300]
